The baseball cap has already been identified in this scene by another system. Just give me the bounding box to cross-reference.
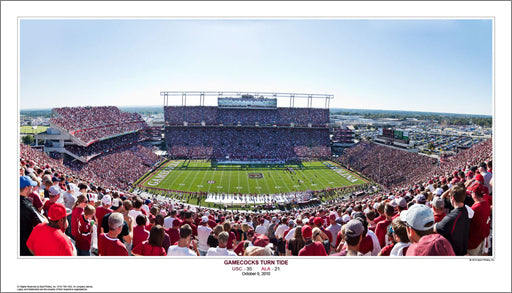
[329,213,336,220]
[20,176,37,189]
[468,182,485,196]
[342,214,351,223]
[389,199,398,208]
[396,197,407,208]
[431,196,445,210]
[434,188,444,196]
[313,217,323,226]
[172,219,181,227]
[271,217,277,222]
[201,216,209,223]
[301,225,313,238]
[49,186,61,196]
[144,199,151,205]
[247,229,255,237]
[400,204,435,231]
[111,198,121,210]
[101,194,112,206]
[415,194,426,204]
[48,203,69,221]
[52,176,61,182]
[345,220,364,238]
[252,234,270,247]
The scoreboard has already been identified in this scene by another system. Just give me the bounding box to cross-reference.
[379,128,410,143]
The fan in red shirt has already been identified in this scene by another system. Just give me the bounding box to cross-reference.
[467,183,491,256]
[132,215,150,250]
[132,225,167,256]
[375,204,394,248]
[298,226,327,256]
[166,219,181,245]
[98,212,129,256]
[42,186,61,218]
[26,203,75,256]
[431,197,446,223]
[71,194,88,239]
[95,195,113,251]
[373,202,386,225]
[223,222,237,250]
[75,204,96,256]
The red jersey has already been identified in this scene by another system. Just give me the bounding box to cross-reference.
[26,223,74,256]
[468,200,491,250]
[132,241,166,256]
[434,213,446,223]
[95,206,113,251]
[132,225,150,250]
[298,241,327,256]
[373,214,386,225]
[75,215,93,251]
[375,219,392,248]
[98,233,129,256]
[335,230,343,248]
[359,235,374,255]
[227,231,236,250]
[166,228,180,246]
[379,243,394,256]
[71,207,84,238]
[28,191,43,211]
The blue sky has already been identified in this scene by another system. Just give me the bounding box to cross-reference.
[20,19,492,115]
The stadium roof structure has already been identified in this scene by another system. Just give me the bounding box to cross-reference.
[161,91,334,108]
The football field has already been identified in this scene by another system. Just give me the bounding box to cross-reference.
[138,160,366,195]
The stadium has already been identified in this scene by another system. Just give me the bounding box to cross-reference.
[19,91,493,258]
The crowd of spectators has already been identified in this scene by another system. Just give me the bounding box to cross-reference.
[65,132,151,160]
[20,133,493,257]
[338,141,438,188]
[164,106,329,126]
[165,127,330,160]
[51,106,148,144]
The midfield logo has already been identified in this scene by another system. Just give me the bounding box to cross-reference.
[248,173,263,179]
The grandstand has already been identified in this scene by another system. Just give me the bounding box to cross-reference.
[163,91,332,162]
[32,106,162,189]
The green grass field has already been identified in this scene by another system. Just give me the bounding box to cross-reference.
[139,160,367,195]
[20,125,49,134]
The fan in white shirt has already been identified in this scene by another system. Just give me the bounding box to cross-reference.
[206,231,237,256]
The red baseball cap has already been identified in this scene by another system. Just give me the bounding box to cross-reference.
[313,217,323,226]
[475,174,484,183]
[172,219,181,227]
[252,234,270,247]
[302,225,313,238]
[468,183,485,196]
[48,203,69,221]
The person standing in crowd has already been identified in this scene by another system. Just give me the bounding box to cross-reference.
[132,225,167,256]
[431,196,446,223]
[435,185,470,256]
[75,204,96,256]
[335,220,365,256]
[467,183,491,256]
[71,194,88,240]
[132,215,150,251]
[167,224,199,256]
[166,219,181,245]
[20,176,46,256]
[42,186,61,218]
[478,162,492,193]
[274,217,289,256]
[326,213,341,252]
[197,216,212,256]
[255,218,267,235]
[154,214,171,252]
[375,204,395,248]
[27,175,44,213]
[98,213,129,256]
[26,203,76,256]
[206,231,237,256]
[286,226,305,256]
[389,218,410,256]
[234,229,254,256]
[401,204,455,256]
[298,225,327,256]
